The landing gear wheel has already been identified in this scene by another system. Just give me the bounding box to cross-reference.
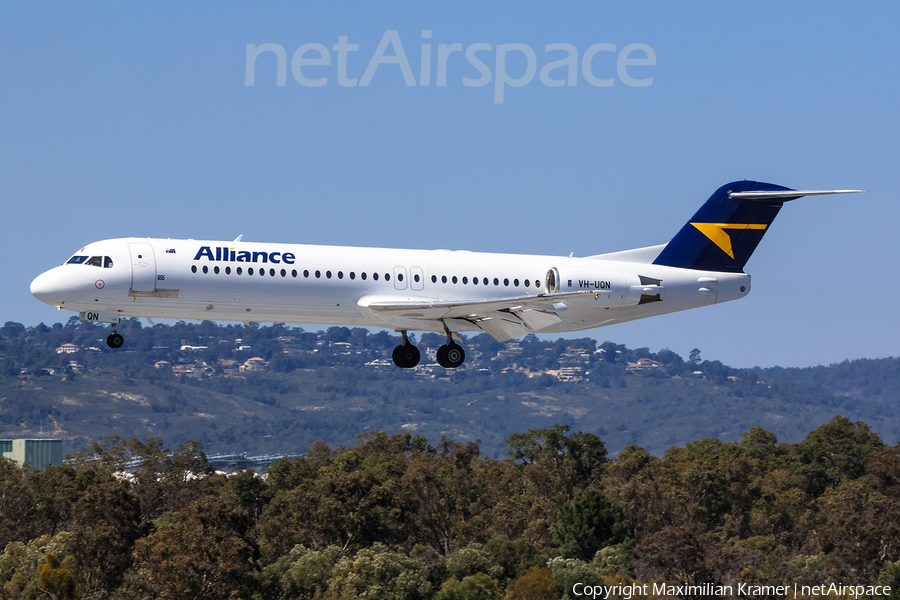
[392,344,420,369]
[107,333,124,349]
[437,343,465,368]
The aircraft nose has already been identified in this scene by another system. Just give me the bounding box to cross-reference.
[31,270,61,306]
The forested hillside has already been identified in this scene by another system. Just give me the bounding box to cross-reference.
[1,421,899,599]
[0,319,898,457]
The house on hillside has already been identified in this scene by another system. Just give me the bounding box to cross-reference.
[558,366,585,382]
[626,358,661,371]
[240,357,268,372]
[55,343,78,354]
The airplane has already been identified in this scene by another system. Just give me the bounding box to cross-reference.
[30,180,861,369]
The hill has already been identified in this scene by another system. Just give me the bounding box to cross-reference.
[1,318,898,457]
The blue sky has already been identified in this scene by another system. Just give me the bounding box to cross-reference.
[2,2,896,368]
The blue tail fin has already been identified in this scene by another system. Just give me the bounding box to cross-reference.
[652,180,794,272]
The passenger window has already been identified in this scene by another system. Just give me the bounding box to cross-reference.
[441,276,447,283]
[203,266,209,274]
[452,276,457,284]
[350,272,356,280]
[535,280,541,288]
[304,270,309,277]
[462,277,468,284]
[514,279,519,287]
[270,268,276,276]
[473,277,478,285]
[414,274,420,283]
[326,271,332,279]
[315,270,321,278]
[104,257,114,268]
[86,256,102,267]
[431,275,437,283]
[338,271,343,279]
[67,255,89,265]
[373,273,379,281]
[504,278,509,286]
[524,279,530,287]
[362,272,367,280]
[397,273,403,282]
[214,266,220,274]
[493,278,499,286]
[226,267,231,275]
[191,265,197,273]
[249,268,255,275]
[483,278,488,285]
[385,273,391,281]
[237,267,243,275]
[280,269,286,277]
[292,269,297,277]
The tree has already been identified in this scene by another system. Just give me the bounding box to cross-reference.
[434,573,502,600]
[325,543,432,600]
[796,416,884,495]
[506,425,607,501]
[445,545,503,582]
[504,567,558,600]
[814,480,900,581]
[120,498,257,600]
[68,481,143,595]
[271,545,343,600]
[545,557,603,599]
[688,348,701,365]
[38,553,82,600]
[632,521,721,584]
[0,458,36,549]
[551,488,627,561]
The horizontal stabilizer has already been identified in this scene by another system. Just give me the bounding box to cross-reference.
[729,189,864,201]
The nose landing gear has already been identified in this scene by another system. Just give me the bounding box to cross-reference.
[107,332,124,349]
[391,330,420,369]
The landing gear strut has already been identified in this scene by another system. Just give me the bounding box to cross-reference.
[107,331,124,349]
[436,322,465,369]
[392,330,420,369]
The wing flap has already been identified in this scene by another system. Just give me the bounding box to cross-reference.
[358,291,593,342]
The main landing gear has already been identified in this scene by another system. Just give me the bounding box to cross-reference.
[436,322,465,369]
[391,325,466,369]
[392,331,421,369]
[106,330,124,349]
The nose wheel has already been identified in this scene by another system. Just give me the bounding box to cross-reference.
[107,332,124,349]
[392,330,420,369]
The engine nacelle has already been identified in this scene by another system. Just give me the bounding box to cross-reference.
[546,267,659,307]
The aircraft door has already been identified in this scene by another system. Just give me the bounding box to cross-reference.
[129,243,157,292]
[410,267,424,291]
[393,266,408,290]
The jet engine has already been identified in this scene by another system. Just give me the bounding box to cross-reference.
[545,267,664,307]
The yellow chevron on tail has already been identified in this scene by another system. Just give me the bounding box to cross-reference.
[690,223,768,259]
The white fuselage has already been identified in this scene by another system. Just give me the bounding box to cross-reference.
[30,237,751,338]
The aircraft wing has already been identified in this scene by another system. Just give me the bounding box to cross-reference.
[358,290,596,342]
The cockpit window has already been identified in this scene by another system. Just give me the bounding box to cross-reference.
[86,256,103,267]
[67,255,89,265]
[104,256,114,268]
